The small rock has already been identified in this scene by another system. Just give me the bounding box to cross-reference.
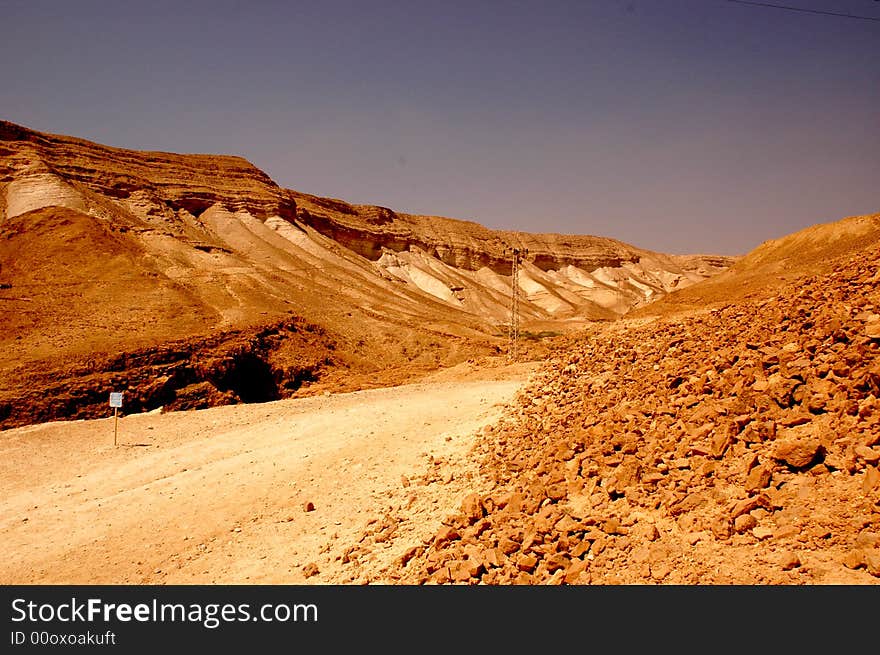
[460,493,485,524]
[712,517,732,539]
[633,522,660,541]
[711,429,732,458]
[750,507,770,521]
[753,525,774,540]
[564,559,588,584]
[744,453,760,475]
[865,550,880,577]
[842,550,865,570]
[863,466,880,494]
[779,551,801,571]
[730,493,771,518]
[545,553,569,573]
[602,517,625,535]
[778,413,811,428]
[773,525,799,540]
[809,463,829,476]
[449,559,479,582]
[483,548,502,568]
[570,540,591,558]
[774,437,822,469]
[516,553,538,572]
[856,530,880,549]
[431,567,451,584]
[866,321,880,340]
[302,563,320,578]
[734,514,757,533]
[399,545,423,567]
[303,501,316,512]
[433,525,460,547]
[650,562,671,581]
[632,546,651,562]
[855,446,880,465]
[745,465,772,491]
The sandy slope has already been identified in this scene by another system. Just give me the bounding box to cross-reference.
[0,360,537,584]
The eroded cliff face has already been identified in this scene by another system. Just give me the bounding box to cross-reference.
[0,120,297,231]
[291,190,737,318]
[292,190,731,274]
[292,191,641,274]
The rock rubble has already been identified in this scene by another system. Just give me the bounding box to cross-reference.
[394,244,880,584]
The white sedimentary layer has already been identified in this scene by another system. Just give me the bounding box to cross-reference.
[4,173,86,219]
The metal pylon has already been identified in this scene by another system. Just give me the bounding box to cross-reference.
[506,247,526,362]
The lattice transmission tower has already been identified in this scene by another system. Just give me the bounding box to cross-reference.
[505,247,527,362]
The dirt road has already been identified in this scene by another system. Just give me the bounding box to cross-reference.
[0,361,536,584]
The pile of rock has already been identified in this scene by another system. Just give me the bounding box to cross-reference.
[396,245,880,584]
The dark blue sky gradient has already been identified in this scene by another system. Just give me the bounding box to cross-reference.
[2,0,877,254]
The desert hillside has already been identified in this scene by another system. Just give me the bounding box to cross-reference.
[635,212,880,317]
[290,189,733,321]
[373,238,880,584]
[0,120,733,429]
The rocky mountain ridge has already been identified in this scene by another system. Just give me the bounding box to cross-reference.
[0,119,734,428]
[1,120,735,325]
[291,189,730,276]
[0,120,296,227]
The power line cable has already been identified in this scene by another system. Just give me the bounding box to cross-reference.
[724,0,880,22]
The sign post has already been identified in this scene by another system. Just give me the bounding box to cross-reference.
[109,392,123,446]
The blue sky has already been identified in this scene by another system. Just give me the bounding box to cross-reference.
[2,0,878,254]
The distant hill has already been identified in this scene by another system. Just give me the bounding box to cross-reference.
[632,212,880,316]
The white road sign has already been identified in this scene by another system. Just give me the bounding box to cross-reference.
[109,392,123,408]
